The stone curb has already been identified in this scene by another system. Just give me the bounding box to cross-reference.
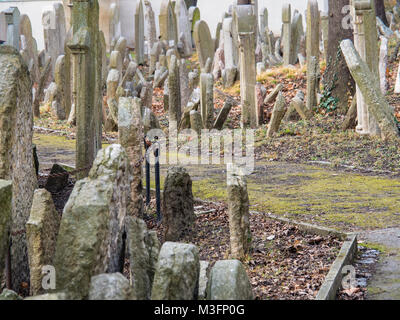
[315,234,358,300]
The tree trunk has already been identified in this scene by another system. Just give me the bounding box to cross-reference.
[324,0,355,114]
[375,0,388,26]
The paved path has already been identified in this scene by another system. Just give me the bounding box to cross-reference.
[361,228,400,300]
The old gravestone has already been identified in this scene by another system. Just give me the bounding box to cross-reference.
[227,164,251,260]
[53,144,131,299]
[68,0,103,179]
[151,242,200,300]
[135,0,145,65]
[144,0,157,59]
[193,20,214,71]
[353,0,380,136]
[2,7,20,50]
[200,72,214,129]
[118,97,144,218]
[175,0,192,57]
[168,55,182,133]
[0,46,37,293]
[306,0,320,111]
[222,16,238,87]
[0,180,12,283]
[207,260,253,300]
[42,3,66,78]
[188,6,200,47]
[282,3,291,66]
[126,216,160,300]
[26,189,60,296]
[19,14,40,83]
[159,0,178,47]
[162,166,195,242]
[235,3,258,128]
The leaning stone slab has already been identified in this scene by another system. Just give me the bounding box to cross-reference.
[151,242,200,300]
[207,260,253,300]
[193,20,214,70]
[53,144,131,299]
[0,179,12,281]
[126,216,160,300]
[26,189,60,296]
[340,39,399,141]
[88,273,134,300]
[213,100,234,130]
[267,91,287,137]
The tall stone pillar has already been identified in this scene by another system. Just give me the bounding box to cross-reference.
[282,3,291,66]
[353,0,380,136]
[68,0,102,179]
[306,0,320,111]
[235,3,258,128]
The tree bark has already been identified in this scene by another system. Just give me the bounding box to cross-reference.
[375,0,389,26]
[324,0,355,115]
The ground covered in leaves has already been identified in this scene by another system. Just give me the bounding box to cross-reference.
[145,200,347,300]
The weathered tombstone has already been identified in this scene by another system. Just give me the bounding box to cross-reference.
[306,0,320,111]
[320,11,329,61]
[282,3,291,66]
[53,144,131,299]
[0,180,12,284]
[42,4,66,77]
[53,55,68,120]
[0,46,37,293]
[267,91,287,137]
[227,164,251,260]
[151,242,200,300]
[188,6,200,47]
[341,39,399,141]
[193,20,214,71]
[26,189,60,296]
[109,2,121,51]
[207,260,253,300]
[175,0,192,57]
[190,110,203,134]
[2,7,20,50]
[144,0,157,59]
[88,273,134,300]
[162,166,195,242]
[379,36,388,94]
[222,17,237,87]
[0,12,7,43]
[135,0,145,65]
[68,0,103,179]
[198,261,209,300]
[214,100,234,130]
[118,97,144,218]
[180,58,191,110]
[168,55,182,133]
[19,14,40,83]
[159,0,178,47]
[290,10,303,65]
[200,72,214,129]
[235,3,258,128]
[353,0,380,136]
[126,216,160,300]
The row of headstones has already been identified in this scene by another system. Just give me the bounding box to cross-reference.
[0,143,253,300]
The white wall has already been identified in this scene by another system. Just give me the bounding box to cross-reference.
[0,0,329,50]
